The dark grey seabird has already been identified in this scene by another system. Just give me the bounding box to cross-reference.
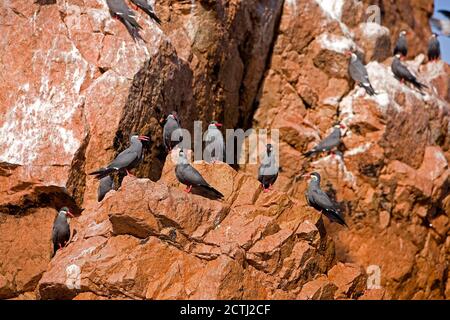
[163,111,182,151]
[130,0,161,24]
[428,34,441,61]
[393,30,408,58]
[258,144,279,192]
[175,149,224,198]
[204,121,225,163]
[106,0,144,42]
[98,175,115,202]
[346,52,376,96]
[303,172,348,227]
[391,54,428,91]
[52,207,74,256]
[89,134,150,179]
[304,123,345,157]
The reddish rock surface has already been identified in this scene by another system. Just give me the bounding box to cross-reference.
[0,0,448,300]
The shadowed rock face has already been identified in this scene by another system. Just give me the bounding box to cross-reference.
[0,0,448,300]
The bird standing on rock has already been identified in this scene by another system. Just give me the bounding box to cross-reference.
[391,54,427,91]
[130,0,161,24]
[175,149,224,199]
[346,52,376,96]
[393,30,408,58]
[204,121,225,163]
[98,175,115,202]
[427,33,441,62]
[163,112,182,152]
[89,134,150,179]
[106,0,144,42]
[52,207,74,256]
[304,123,345,158]
[258,144,279,193]
[303,172,348,227]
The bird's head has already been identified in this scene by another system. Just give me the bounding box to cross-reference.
[345,51,358,61]
[168,111,178,120]
[209,121,222,128]
[400,30,407,37]
[302,172,321,183]
[60,207,74,218]
[131,134,150,142]
[334,123,346,130]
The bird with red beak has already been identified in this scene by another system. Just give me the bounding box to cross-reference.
[204,121,225,163]
[52,207,74,256]
[163,111,183,151]
[89,134,149,179]
[303,172,348,227]
[304,123,346,158]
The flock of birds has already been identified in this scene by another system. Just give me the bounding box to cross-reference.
[51,1,446,256]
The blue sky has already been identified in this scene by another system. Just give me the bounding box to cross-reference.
[432,0,450,63]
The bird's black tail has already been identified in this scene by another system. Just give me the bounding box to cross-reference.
[325,209,348,228]
[412,80,428,91]
[303,150,316,157]
[202,185,224,199]
[89,167,116,180]
[52,243,58,258]
[142,7,161,24]
[363,83,376,96]
[122,18,145,42]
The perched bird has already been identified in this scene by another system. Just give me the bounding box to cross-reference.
[431,10,450,37]
[130,0,161,24]
[52,207,74,256]
[391,54,427,91]
[98,175,115,202]
[204,121,225,163]
[258,144,279,193]
[303,172,348,227]
[106,0,144,42]
[175,149,224,199]
[393,30,408,58]
[428,33,441,61]
[346,52,376,96]
[89,134,150,179]
[163,111,182,151]
[304,123,345,157]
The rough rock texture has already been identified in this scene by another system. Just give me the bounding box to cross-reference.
[249,0,449,300]
[36,161,359,300]
[0,0,449,300]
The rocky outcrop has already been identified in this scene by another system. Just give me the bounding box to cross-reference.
[0,0,448,300]
[250,0,449,299]
[36,160,367,300]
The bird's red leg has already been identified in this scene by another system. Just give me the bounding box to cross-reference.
[184,185,192,193]
[126,169,135,177]
[263,188,270,193]
[331,151,336,159]
[268,184,273,190]
[58,243,62,250]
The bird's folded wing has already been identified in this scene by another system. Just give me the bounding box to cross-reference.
[311,188,337,211]
[109,149,139,169]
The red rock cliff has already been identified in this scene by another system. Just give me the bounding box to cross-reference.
[0,0,448,300]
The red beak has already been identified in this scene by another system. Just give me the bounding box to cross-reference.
[66,211,75,218]
[138,135,150,141]
[340,124,346,129]
[215,123,223,127]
